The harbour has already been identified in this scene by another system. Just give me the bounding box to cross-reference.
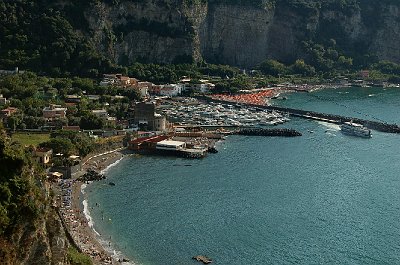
[83,86,400,264]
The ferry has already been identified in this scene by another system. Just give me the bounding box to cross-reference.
[340,121,372,138]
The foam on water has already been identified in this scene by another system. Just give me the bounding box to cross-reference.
[101,156,125,175]
[317,121,341,131]
[82,156,137,264]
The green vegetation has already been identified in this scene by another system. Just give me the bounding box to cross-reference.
[11,133,50,147]
[67,247,93,265]
[0,0,123,77]
[0,125,45,237]
[127,62,240,84]
[39,130,95,157]
[0,72,140,131]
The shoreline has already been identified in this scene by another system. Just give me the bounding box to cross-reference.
[59,148,135,265]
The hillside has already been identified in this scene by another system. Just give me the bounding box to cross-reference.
[0,0,399,72]
[0,127,68,264]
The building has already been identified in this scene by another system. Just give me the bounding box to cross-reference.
[133,102,167,131]
[0,94,8,105]
[65,95,81,103]
[137,82,153,97]
[87,95,100,101]
[100,74,140,88]
[1,107,18,118]
[0,67,24,76]
[154,114,166,131]
[156,140,186,151]
[134,102,156,129]
[128,136,207,158]
[92,109,109,119]
[159,84,183,97]
[128,135,169,151]
[43,105,67,120]
[33,147,53,167]
[182,80,215,93]
[62,126,81,131]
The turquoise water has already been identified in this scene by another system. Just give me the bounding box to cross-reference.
[86,87,400,264]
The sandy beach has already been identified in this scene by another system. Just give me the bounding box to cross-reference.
[55,148,132,265]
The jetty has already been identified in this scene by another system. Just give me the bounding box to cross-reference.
[200,96,400,134]
[237,128,302,137]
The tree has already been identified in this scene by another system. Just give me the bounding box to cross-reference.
[39,138,76,156]
[258,60,288,76]
[291,60,316,76]
[80,114,105,130]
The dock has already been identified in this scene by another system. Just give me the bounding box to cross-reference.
[199,96,400,134]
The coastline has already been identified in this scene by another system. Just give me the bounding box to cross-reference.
[63,148,136,265]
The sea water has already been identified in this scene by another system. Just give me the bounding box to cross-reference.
[86,87,400,264]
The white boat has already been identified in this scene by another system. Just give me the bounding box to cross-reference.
[340,121,371,138]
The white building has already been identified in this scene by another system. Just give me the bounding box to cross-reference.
[159,84,183,97]
[138,86,149,98]
[156,140,186,151]
[182,81,215,93]
[154,113,167,131]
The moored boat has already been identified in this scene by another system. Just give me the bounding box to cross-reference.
[340,121,371,138]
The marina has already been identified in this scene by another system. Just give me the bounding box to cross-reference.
[159,98,291,127]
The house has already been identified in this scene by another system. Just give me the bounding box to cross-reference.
[159,84,183,97]
[118,75,131,86]
[129,78,139,87]
[1,107,18,117]
[0,94,8,105]
[92,109,109,119]
[43,105,67,120]
[100,74,140,88]
[100,74,118,86]
[0,67,24,76]
[62,126,81,131]
[33,147,53,167]
[137,82,153,97]
[181,80,215,93]
[87,95,100,101]
[65,95,81,103]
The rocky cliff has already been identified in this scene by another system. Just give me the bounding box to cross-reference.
[78,0,400,68]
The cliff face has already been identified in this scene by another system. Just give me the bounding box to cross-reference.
[81,1,400,68]
[85,0,207,64]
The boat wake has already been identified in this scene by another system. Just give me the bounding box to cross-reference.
[317,121,340,131]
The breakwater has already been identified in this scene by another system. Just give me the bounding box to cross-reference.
[237,128,302,137]
[200,96,400,134]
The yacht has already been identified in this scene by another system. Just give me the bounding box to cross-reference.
[340,121,372,138]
